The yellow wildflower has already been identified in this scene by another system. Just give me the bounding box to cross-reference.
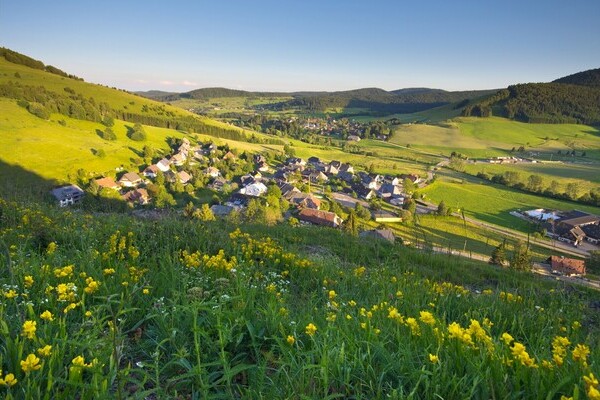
[405,317,420,336]
[326,313,337,322]
[286,335,295,345]
[21,320,36,340]
[510,342,537,367]
[4,289,17,299]
[103,268,116,276]
[37,345,52,357]
[143,288,150,295]
[40,310,54,322]
[305,323,317,336]
[589,386,600,400]
[46,242,57,255]
[584,372,599,388]
[84,277,100,294]
[328,290,337,300]
[85,311,93,318]
[20,354,41,373]
[572,321,581,330]
[63,302,79,314]
[429,354,439,364]
[348,300,357,307]
[501,332,514,345]
[0,373,18,387]
[572,344,590,366]
[24,275,34,288]
[419,311,436,326]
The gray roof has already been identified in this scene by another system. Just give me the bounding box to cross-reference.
[51,185,84,201]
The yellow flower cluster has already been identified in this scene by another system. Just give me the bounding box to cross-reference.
[103,231,139,261]
[40,310,54,322]
[353,266,366,277]
[305,323,317,336]
[229,228,312,270]
[54,264,74,278]
[552,336,570,366]
[0,370,17,387]
[180,249,237,271]
[572,344,590,368]
[46,241,57,255]
[21,353,41,373]
[21,320,36,340]
[510,342,537,368]
[499,291,523,303]
[37,345,52,357]
[584,373,600,400]
[84,277,100,294]
[56,283,78,302]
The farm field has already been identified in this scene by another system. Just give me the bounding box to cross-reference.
[420,172,600,230]
[463,161,600,192]
[390,117,600,159]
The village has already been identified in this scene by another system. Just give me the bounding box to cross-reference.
[49,135,600,280]
[50,136,421,239]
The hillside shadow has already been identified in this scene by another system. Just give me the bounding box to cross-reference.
[0,159,59,202]
[0,159,128,212]
[128,146,144,158]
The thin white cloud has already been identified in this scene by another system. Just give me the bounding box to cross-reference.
[159,80,174,86]
[182,80,198,86]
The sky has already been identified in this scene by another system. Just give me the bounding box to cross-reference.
[1,0,600,93]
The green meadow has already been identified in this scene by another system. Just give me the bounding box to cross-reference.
[421,173,600,230]
[391,117,600,160]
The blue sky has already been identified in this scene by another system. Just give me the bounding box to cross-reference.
[1,0,599,92]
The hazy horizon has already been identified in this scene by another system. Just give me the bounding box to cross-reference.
[2,0,599,93]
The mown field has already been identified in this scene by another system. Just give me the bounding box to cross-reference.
[463,161,600,192]
[0,199,599,399]
[390,117,600,160]
[421,172,600,230]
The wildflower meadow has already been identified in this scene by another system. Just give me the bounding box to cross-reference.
[0,199,599,399]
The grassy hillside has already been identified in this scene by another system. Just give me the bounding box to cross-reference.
[421,172,600,229]
[390,117,600,159]
[1,200,599,398]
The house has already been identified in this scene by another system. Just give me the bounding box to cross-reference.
[278,182,301,198]
[118,172,143,188]
[309,171,329,183]
[325,164,339,175]
[389,196,405,207]
[288,192,321,210]
[347,135,361,142]
[257,162,270,172]
[51,184,84,207]
[329,160,342,169]
[226,193,250,208]
[178,171,192,184]
[122,188,151,205]
[547,255,586,275]
[253,154,266,164]
[339,163,354,174]
[163,170,177,183]
[307,156,321,165]
[338,171,355,183]
[286,157,306,167]
[171,152,187,166]
[359,229,395,243]
[378,183,403,199]
[94,177,120,190]
[210,204,235,217]
[143,165,160,179]
[581,224,600,244]
[208,176,227,192]
[399,173,421,184]
[240,174,257,187]
[547,211,600,246]
[371,210,402,223]
[156,158,171,172]
[239,182,267,197]
[298,208,343,228]
[205,167,220,178]
[352,184,378,200]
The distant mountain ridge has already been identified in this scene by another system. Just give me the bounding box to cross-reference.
[464,68,600,124]
[139,86,498,115]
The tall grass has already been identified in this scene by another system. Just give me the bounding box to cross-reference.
[0,199,599,399]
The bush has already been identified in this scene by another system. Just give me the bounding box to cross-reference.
[130,130,146,141]
[27,102,50,119]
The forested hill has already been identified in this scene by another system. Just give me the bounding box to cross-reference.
[553,67,600,87]
[463,68,600,125]
[141,86,497,114]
